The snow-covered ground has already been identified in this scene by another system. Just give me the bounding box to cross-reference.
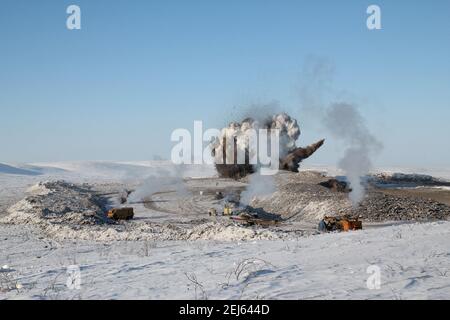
[1,161,450,300]
[1,221,449,299]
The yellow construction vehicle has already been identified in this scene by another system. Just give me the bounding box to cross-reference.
[223,204,234,216]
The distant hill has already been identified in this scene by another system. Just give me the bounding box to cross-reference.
[0,163,41,176]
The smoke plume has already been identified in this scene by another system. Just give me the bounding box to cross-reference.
[239,170,277,206]
[299,57,382,205]
[323,103,382,205]
[128,165,188,203]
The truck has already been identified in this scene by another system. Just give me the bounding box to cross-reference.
[318,216,362,232]
[107,207,134,220]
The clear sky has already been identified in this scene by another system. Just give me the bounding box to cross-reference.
[1,0,449,167]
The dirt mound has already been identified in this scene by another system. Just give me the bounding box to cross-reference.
[351,192,450,222]
[250,171,351,221]
[369,173,450,187]
[1,181,109,226]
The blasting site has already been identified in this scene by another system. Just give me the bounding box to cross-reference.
[2,108,450,299]
[3,112,450,244]
[0,109,450,299]
[0,104,450,299]
[2,2,450,304]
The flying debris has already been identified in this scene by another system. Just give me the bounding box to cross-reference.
[211,113,324,178]
[279,139,325,172]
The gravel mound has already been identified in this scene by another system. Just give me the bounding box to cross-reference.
[369,173,450,187]
[351,192,450,222]
[1,181,109,226]
[251,171,351,221]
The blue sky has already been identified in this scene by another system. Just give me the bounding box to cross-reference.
[1,0,449,167]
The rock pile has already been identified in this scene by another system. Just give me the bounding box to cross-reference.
[351,192,450,222]
[3,181,109,226]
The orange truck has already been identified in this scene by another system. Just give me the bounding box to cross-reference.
[318,216,362,232]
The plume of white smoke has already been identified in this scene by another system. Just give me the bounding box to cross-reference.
[128,165,188,203]
[239,170,277,206]
[299,57,382,206]
[323,103,382,205]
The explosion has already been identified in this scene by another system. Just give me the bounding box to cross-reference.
[210,113,324,178]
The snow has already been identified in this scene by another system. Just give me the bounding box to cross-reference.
[1,161,450,299]
[0,163,41,176]
[0,221,449,299]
